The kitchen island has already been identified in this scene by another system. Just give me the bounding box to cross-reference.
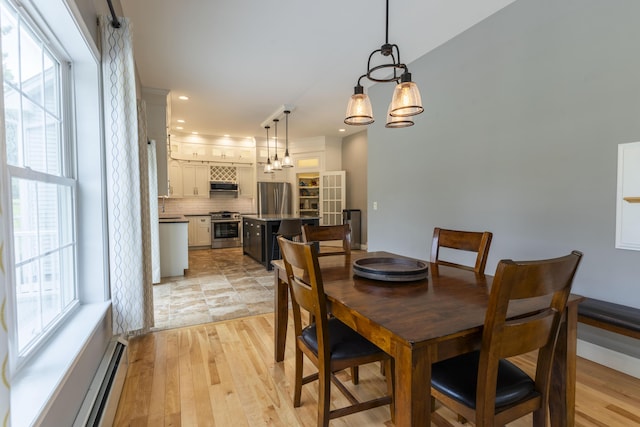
[242,214,319,270]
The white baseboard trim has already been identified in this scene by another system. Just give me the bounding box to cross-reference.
[577,339,640,379]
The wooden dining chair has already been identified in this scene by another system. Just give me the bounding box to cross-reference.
[277,236,394,427]
[430,227,493,274]
[302,223,351,257]
[430,250,583,427]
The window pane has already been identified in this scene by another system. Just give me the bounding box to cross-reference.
[19,25,43,103]
[11,178,75,353]
[2,3,61,175]
[15,260,42,350]
[1,3,19,87]
[43,52,59,115]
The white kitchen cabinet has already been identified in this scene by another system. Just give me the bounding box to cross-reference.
[188,216,211,247]
[182,164,210,197]
[172,142,207,161]
[159,222,189,277]
[237,166,255,198]
[168,160,183,197]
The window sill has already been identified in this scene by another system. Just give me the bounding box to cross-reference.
[11,302,111,427]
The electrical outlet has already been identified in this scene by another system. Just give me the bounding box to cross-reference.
[373,201,378,211]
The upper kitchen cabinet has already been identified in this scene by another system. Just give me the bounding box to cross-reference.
[182,164,209,198]
[236,166,255,198]
[142,87,170,196]
[168,159,183,197]
[169,134,256,165]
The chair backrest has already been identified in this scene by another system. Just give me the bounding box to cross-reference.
[276,218,302,239]
[301,223,351,257]
[430,227,493,274]
[277,236,331,354]
[475,250,583,423]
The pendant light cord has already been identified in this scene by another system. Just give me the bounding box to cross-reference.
[385,0,389,44]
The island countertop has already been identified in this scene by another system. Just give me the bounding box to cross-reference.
[158,214,189,223]
[241,214,320,222]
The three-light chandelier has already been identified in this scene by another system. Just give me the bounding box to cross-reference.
[344,0,424,128]
[264,110,293,173]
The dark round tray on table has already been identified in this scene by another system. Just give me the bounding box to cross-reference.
[353,256,428,282]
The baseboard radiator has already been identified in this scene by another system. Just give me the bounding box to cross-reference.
[74,336,129,427]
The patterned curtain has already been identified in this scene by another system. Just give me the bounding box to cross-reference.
[0,131,11,427]
[100,15,153,335]
[0,6,10,419]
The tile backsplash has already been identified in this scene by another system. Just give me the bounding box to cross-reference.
[159,195,255,215]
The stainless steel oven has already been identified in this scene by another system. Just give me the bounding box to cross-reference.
[210,211,242,248]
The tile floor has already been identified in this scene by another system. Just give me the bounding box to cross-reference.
[153,247,275,330]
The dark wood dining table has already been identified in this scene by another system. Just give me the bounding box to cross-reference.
[272,251,583,427]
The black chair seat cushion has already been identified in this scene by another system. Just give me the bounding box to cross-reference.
[301,318,384,361]
[431,351,539,409]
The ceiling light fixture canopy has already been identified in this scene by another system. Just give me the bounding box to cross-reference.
[345,0,423,126]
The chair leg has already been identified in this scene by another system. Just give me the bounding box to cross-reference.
[293,347,304,407]
[351,366,359,384]
[317,364,331,427]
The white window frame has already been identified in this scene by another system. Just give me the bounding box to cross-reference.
[1,0,79,371]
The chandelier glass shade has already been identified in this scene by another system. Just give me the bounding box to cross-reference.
[344,0,423,126]
[385,100,414,128]
[282,110,293,167]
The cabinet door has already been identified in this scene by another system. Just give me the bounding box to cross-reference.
[168,160,183,197]
[187,217,197,246]
[320,171,346,225]
[183,164,210,197]
[237,167,255,198]
[195,217,211,246]
[195,165,210,197]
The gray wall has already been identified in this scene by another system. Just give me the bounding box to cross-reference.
[368,0,640,313]
[342,130,368,246]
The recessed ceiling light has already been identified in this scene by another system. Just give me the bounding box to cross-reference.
[339,128,346,132]
[179,95,189,100]
[177,119,185,123]
[192,131,198,135]
[176,126,183,130]
[223,134,230,137]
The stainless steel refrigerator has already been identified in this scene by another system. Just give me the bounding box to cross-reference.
[257,182,292,215]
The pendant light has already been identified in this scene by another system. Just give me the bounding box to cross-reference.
[344,0,423,126]
[385,100,414,128]
[282,110,293,167]
[263,125,273,174]
[272,118,282,170]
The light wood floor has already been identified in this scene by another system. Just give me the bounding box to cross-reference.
[114,311,640,426]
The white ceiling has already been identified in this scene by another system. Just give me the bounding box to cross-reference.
[120,0,516,141]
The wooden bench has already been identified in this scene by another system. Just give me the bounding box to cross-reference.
[578,298,640,340]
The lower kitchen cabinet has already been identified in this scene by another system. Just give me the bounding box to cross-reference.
[187,216,211,247]
[243,218,264,262]
[242,215,319,270]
